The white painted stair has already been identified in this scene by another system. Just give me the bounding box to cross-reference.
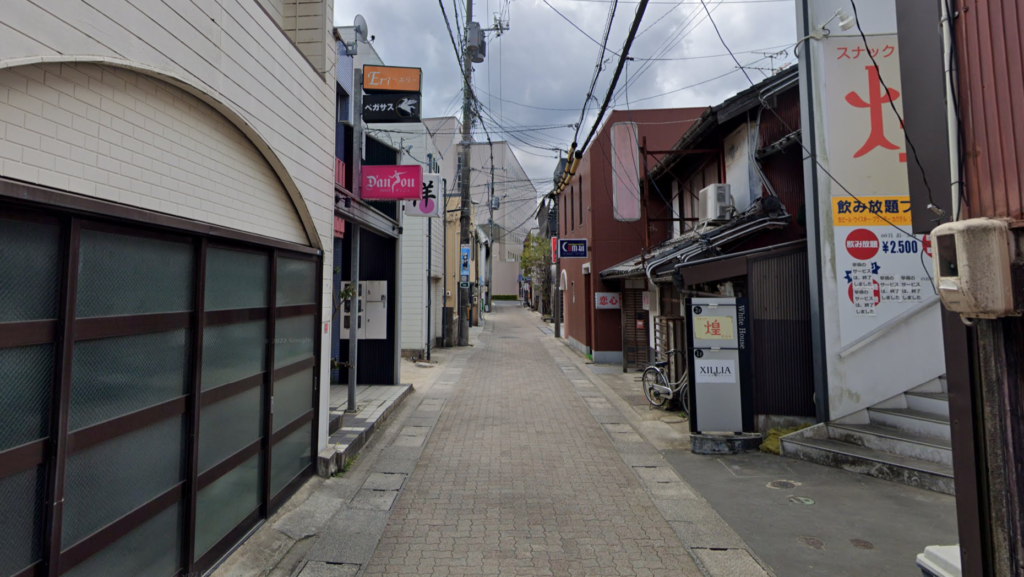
[781,376,954,495]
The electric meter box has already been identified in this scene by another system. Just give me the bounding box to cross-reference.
[931,218,1018,319]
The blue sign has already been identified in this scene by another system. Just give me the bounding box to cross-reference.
[558,239,588,258]
[460,245,471,276]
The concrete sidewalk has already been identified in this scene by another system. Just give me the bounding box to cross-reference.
[211,331,478,577]
[215,306,768,576]
[580,337,958,576]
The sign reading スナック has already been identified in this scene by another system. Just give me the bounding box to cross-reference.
[594,292,620,310]
[404,174,440,217]
[362,92,422,123]
[361,165,423,201]
[823,36,930,346]
[362,65,422,93]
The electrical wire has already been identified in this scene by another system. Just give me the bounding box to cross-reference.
[849,0,941,220]
[576,0,619,142]
[579,0,652,152]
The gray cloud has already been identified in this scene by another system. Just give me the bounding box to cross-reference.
[336,0,797,188]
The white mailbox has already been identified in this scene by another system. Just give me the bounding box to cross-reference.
[931,218,1018,319]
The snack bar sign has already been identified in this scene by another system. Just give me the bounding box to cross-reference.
[363,65,422,93]
[361,165,423,200]
[362,92,421,123]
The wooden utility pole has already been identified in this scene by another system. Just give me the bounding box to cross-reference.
[457,0,474,346]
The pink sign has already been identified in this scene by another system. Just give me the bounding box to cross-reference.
[361,165,423,200]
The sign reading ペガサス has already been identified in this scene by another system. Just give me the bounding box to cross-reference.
[362,65,422,93]
[362,92,422,123]
[361,165,423,200]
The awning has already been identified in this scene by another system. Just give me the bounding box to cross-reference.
[672,239,806,287]
[599,197,791,282]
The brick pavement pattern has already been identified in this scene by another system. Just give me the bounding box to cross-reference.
[363,305,703,576]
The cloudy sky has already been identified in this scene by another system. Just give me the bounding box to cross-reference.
[336,0,798,191]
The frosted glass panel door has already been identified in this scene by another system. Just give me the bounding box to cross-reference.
[0,216,61,577]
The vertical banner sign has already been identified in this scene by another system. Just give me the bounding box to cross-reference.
[460,245,471,279]
[686,298,752,434]
[551,237,558,264]
[404,173,440,217]
[823,36,930,347]
[361,165,423,200]
[610,122,641,222]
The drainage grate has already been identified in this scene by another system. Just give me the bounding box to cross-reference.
[588,365,622,374]
[622,393,651,406]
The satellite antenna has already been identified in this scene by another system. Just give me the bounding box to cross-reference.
[345,15,368,56]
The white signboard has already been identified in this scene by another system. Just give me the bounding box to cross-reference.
[823,36,930,347]
[641,291,650,311]
[594,292,621,309]
[693,359,737,384]
[404,173,440,217]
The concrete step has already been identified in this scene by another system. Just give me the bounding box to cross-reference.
[782,437,955,495]
[905,392,950,418]
[828,423,952,466]
[868,407,951,441]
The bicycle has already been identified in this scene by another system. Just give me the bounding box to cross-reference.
[641,349,690,418]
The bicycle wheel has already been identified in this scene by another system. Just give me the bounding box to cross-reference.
[678,370,690,419]
[642,368,669,407]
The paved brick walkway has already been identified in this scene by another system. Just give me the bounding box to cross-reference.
[363,305,703,576]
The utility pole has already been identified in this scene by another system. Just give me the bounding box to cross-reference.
[457,0,474,347]
[347,69,363,412]
[487,142,495,312]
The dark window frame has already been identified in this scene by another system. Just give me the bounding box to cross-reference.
[0,182,323,577]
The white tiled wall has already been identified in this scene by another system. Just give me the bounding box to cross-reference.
[0,63,307,244]
[0,0,336,448]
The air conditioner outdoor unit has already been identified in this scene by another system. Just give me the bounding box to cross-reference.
[698,184,733,224]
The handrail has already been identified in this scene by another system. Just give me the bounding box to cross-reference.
[839,296,941,358]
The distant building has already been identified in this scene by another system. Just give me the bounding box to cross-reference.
[556,108,704,364]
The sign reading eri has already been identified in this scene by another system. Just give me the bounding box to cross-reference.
[361,165,423,200]
[362,65,422,93]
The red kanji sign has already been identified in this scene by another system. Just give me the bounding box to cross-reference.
[845,228,880,260]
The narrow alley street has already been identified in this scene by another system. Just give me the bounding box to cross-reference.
[362,303,708,576]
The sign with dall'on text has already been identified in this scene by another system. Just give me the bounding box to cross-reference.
[361,165,423,201]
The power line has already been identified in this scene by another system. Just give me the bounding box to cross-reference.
[579,0,651,151]
[693,0,936,291]
[577,0,619,142]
